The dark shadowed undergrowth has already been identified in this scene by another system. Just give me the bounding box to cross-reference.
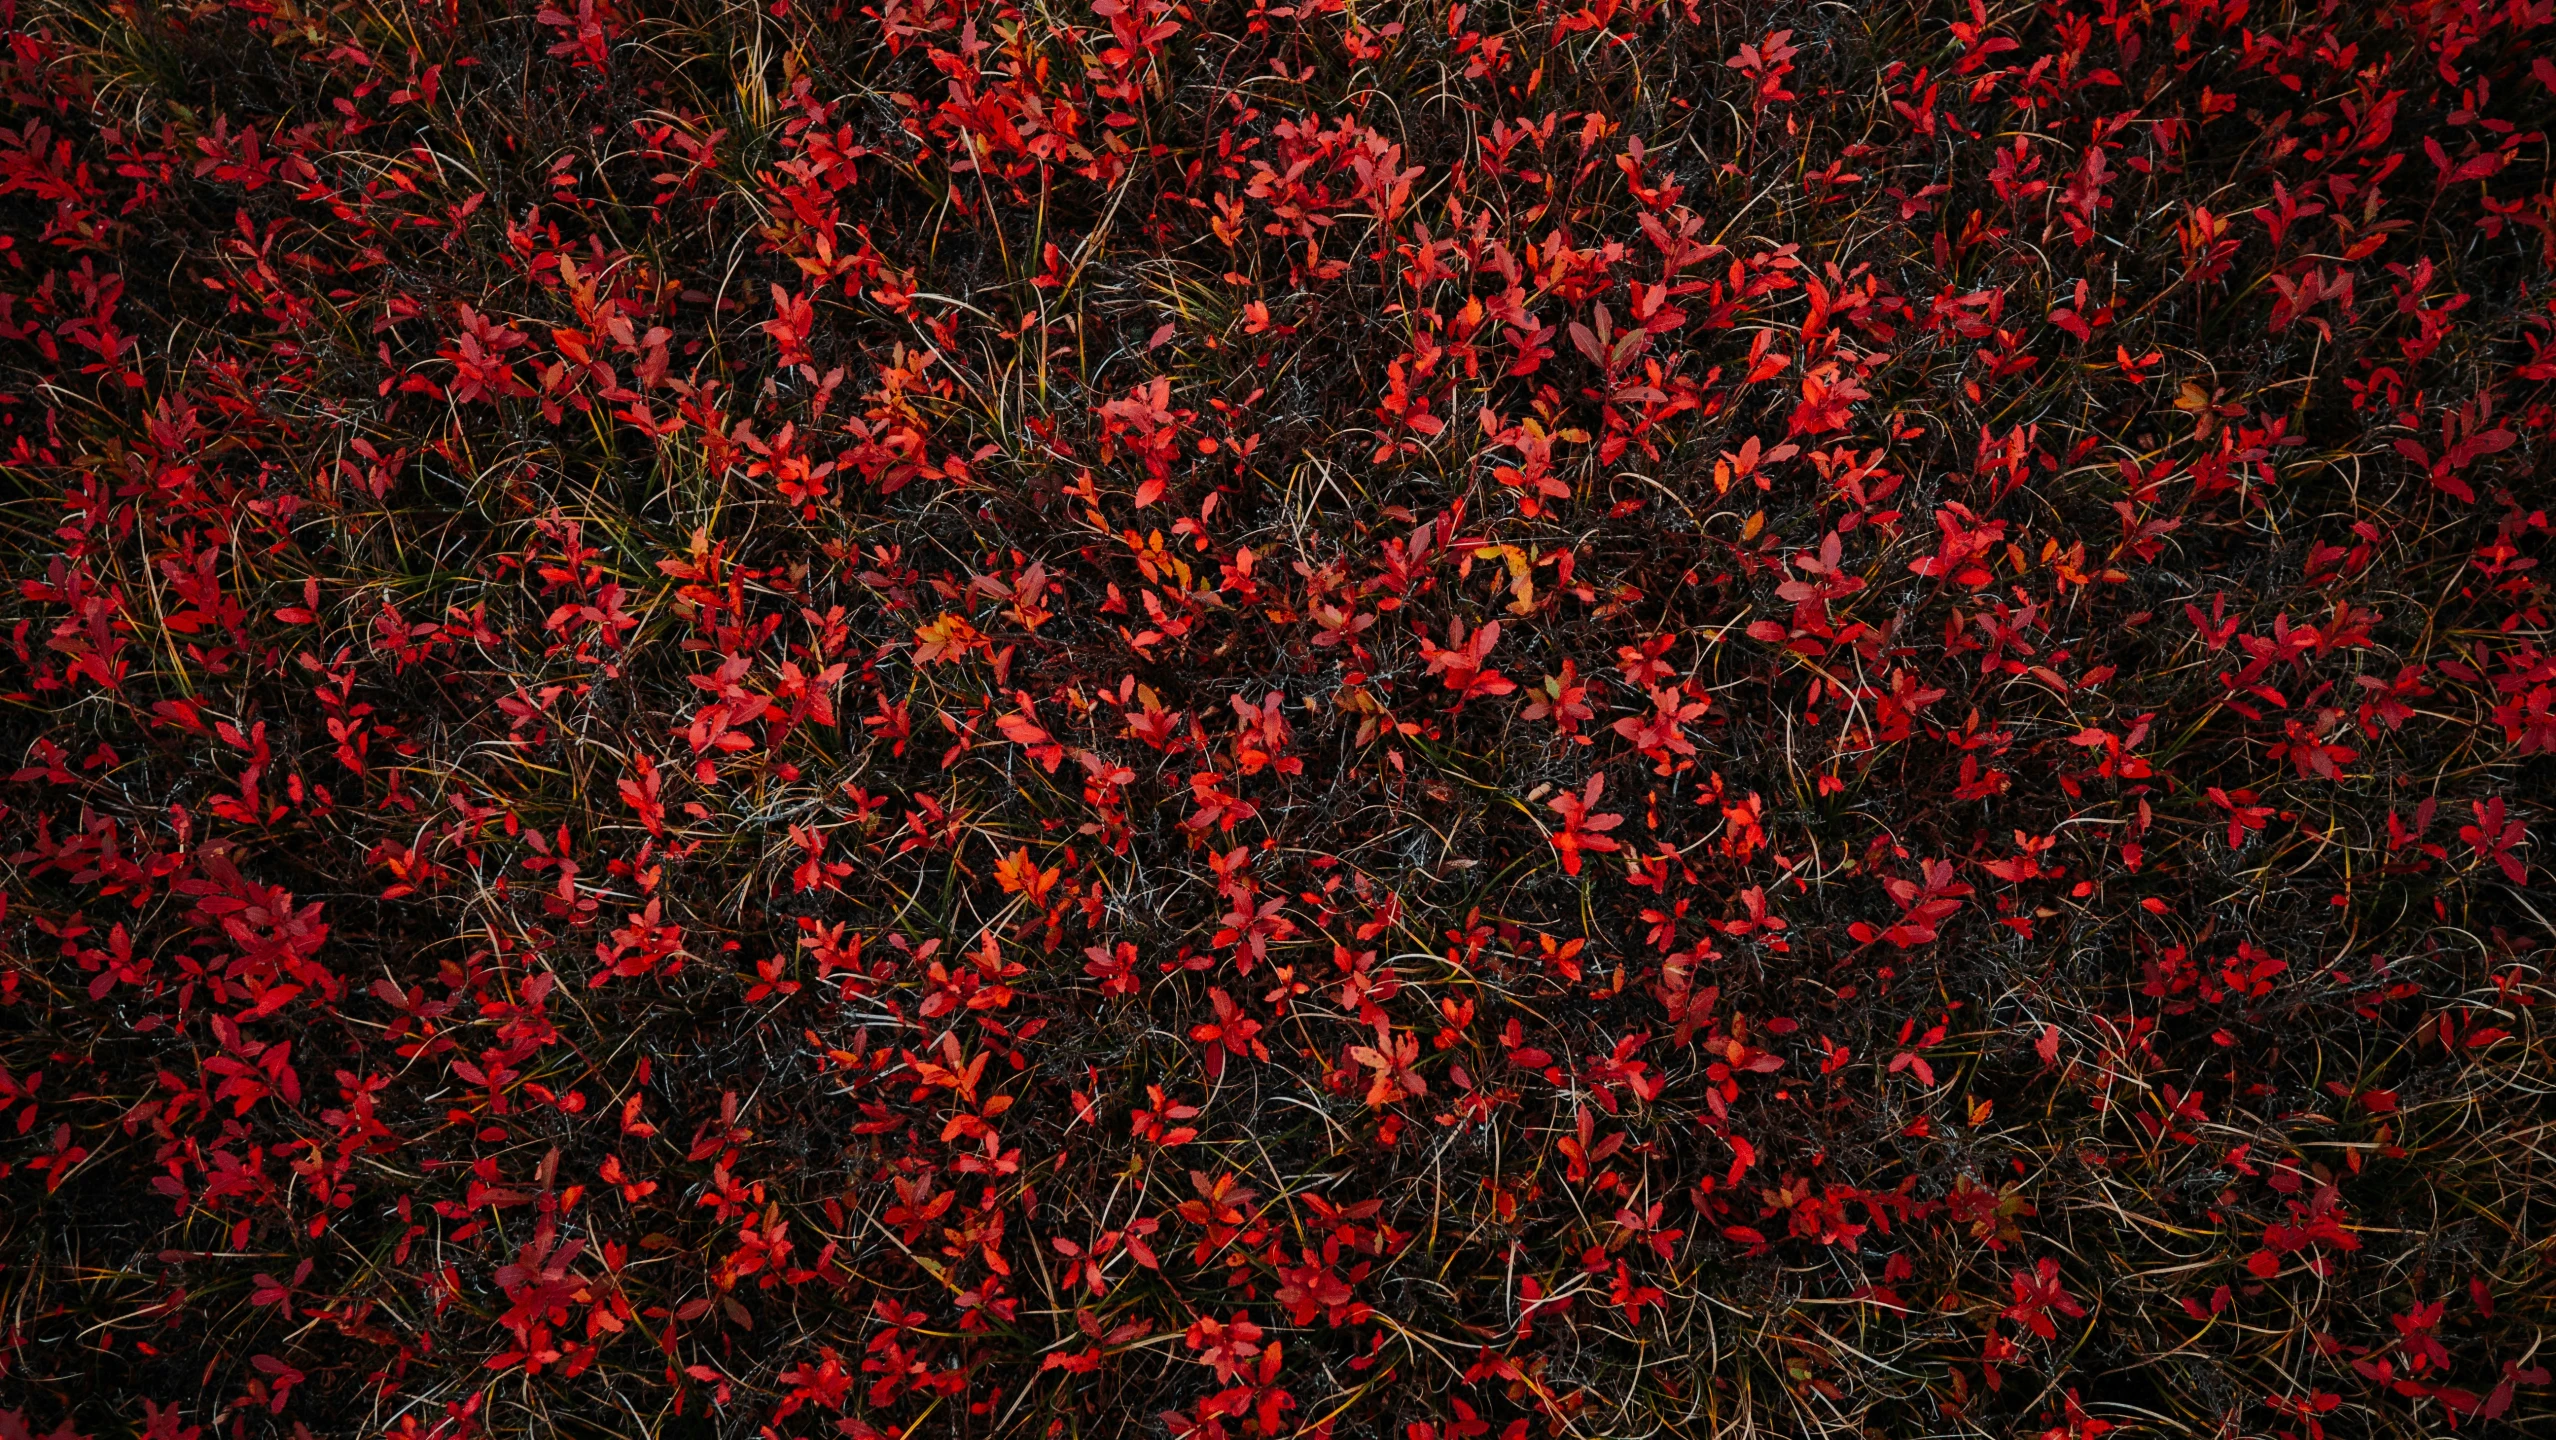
[0,0,2552,1436]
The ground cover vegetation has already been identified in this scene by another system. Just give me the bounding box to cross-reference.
[0,0,2552,1435]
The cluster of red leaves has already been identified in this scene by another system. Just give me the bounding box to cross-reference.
[0,0,2551,1437]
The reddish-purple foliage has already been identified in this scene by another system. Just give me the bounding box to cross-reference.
[0,0,2551,1436]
